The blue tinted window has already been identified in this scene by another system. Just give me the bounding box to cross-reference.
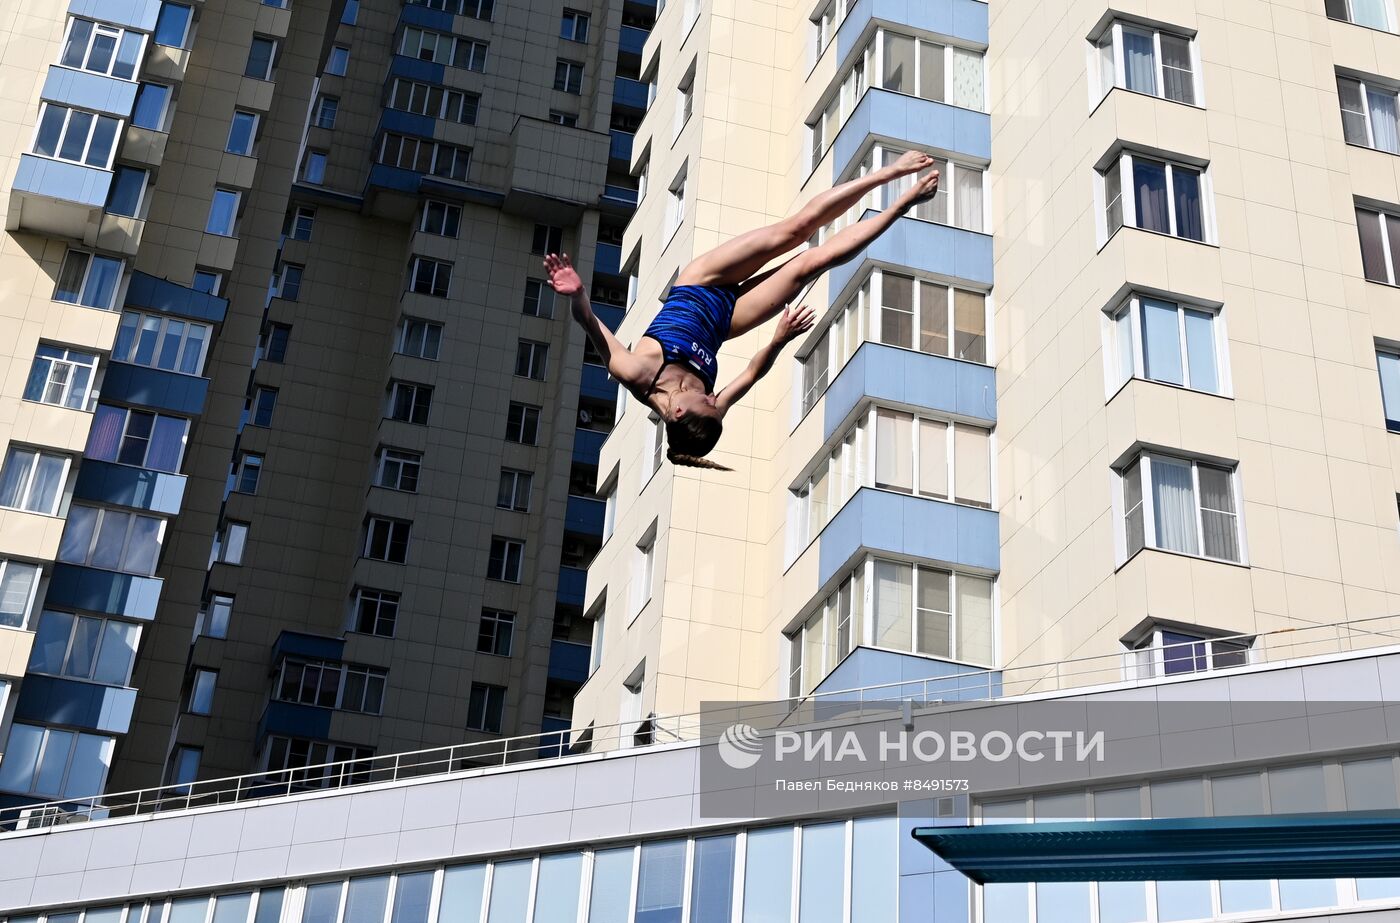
[132,83,171,130]
[106,167,147,217]
[153,3,192,46]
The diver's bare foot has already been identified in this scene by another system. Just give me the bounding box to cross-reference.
[884,150,934,179]
[897,169,941,209]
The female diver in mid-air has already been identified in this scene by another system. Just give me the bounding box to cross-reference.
[544,150,940,469]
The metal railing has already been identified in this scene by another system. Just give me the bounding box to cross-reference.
[5,613,1400,833]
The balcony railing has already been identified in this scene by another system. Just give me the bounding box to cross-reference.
[6,614,1400,832]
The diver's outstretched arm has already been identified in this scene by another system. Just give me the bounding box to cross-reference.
[544,253,647,389]
[715,305,815,415]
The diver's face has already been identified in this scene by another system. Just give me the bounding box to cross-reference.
[669,389,718,422]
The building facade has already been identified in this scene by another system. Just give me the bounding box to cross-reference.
[0,0,653,808]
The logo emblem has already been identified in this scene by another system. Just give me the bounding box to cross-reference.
[717,723,764,770]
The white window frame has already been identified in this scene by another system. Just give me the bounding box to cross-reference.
[522,278,556,317]
[113,310,212,376]
[234,452,262,494]
[665,165,688,239]
[226,110,259,155]
[245,36,278,80]
[1326,0,1397,32]
[478,608,516,656]
[487,537,524,582]
[387,380,433,424]
[0,724,113,798]
[1102,293,1232,398]
[1097,150,1216,247]
[1337,74,1400,154]
[675,63,696,138]
[506,402,541,444]
[26,346,100,411]
[363,517,411,563]
[0,560,43,630]
[1113,452,1248,567]
[515,340,549,380]
[0,447,70,516]
[409,256,453,296]
[287,206,315,240]
[1358,206,1400,285]
[187,668,217,714]
[420,200,462,237]
[29,609,142,685]
[54,249,126,311]
[196,592,233,639]
[601,469,619,542]
[315,95,339,129]
[31,103,122,169]
[89,405,190,472]
[59,18,147,80]
[301,149,328,184]
[561,8,590,42]
[555,58,584,94]
[1090,20,1204,108]
[397,316,443,359]
[205,188,241,236]
[326,45,349,75]
[213,520,249,565]
[1122,623,1255,681]
[352,588,399,637]
[376,448,421,492]
[631,523,657,618]
[59,504,166,575]
[497,468,532,511]
[817,143,990,238]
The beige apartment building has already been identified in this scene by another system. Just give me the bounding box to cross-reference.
[0,0,654,809]
[577,0,1400,737]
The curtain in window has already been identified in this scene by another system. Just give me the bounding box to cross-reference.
[124,515,163,575]
[1370,88,1400,153]
[1351,0,1391,28]
[1183,308,1219,392]
[86,405,125,461]
[879,273,915,348]
[956,575,994,665]
[914,567,950,657]
[1150,458,1199,554]
[918,41,944,101]
[29,454,66,514]
[92,621,138,685]
[65,616,101,678]
[1132,158,1170,233]
[0,450,34,509]
[1198,465,1239,561]
[882,34,914,93]
[59,506,98,564]
[0,724,43,792]
[635,840,685,923]
[1121,29,1156,93]
[1160,33,1194,104]
[1096,36,1115,99]
[1358,208,1389,282]
[954,167,984,231]
[951,47,983,109]
[954,424,992,507]
[1172,167,1205,240]
[1140,298,1184,385]
[918,419,949,499]
[873,561,913,651]
[914,157,950,224]
[90,510,131,570]
[28,611,72,675]
[919,281,949,356]
[147,415,187,472]
[954,289,987,362]
[0,563,38,627]
[875,409,913,491]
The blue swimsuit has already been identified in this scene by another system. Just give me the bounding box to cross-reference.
[642,285,739,394]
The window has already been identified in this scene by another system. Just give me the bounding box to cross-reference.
[1094,22,1199,105]
[28,611,140,685]
[0,724,113,799]
[1325,0,1395,31]
[409,256,452,296]
[235,453,263,493]
[397,318,443,359]
[643,414,665,482]
[113,311,212,375]
[301,149,328,184]
[515,340,549,380]
[456,40,489,72]
[0,447,68,515]
[548,110,578,126]
[477,609,515,656]
[315,96,339,129]
[131,82,172,130]
[376,449,421,492]
[601,475,618,541]
[819,145,984,237]
[676,66,695,136]
[263,737,373,787]
[153,2,193,47]
[588,603,606,674]
[32,103,121,169]
[213,520,249,565]
[420,200,461,237]
[60,18,145,79]
[24,346,99,410]
[1378,349,1400,430]
[192,270,223,296]
[787,572,861,695]
[1106,294,1225,395]
[326,45,349,75]
[105,166,148,217]
[0,560,41,629]
[58,505,165,575]
[353,589,398,636]
[245,36,277,79]
[168,747,201,788]
[467,683,505,732]
[632,528,656,614]
[226,110,258,154]
[389,79,479,124]
[250,387,278,426]
[497,469,532,511]
[276,658,386,714]
[561,9,590,41]
[1124,623,1252,679]
[1357,205,1400,284]
[388,381,433,424]
[197,593,233,639]
[666,168,687,236]
[410,0,493,18]
[1100,151,1210,243]
[1118,453,1243,564]
[86,405,189,472]
[522,279,554,317]
[532,224,564,255]
[554,60,584,94]
[263,323,291,363]
[341,0,359,24]
[188,668,217,714]
[506,402,541,444]
[54,250,123,310]
[364,518,410,563]
[1339,75,1400,153]
[206,188,240,236]
[277,263,304,300]
[285,206,315,240]
[811,0,848,57]
[487,537,523,582]
[878,271,986,360]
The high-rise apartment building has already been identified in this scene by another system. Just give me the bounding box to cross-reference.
[0,0,654,808]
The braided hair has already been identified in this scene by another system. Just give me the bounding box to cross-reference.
[665,415,732,471]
